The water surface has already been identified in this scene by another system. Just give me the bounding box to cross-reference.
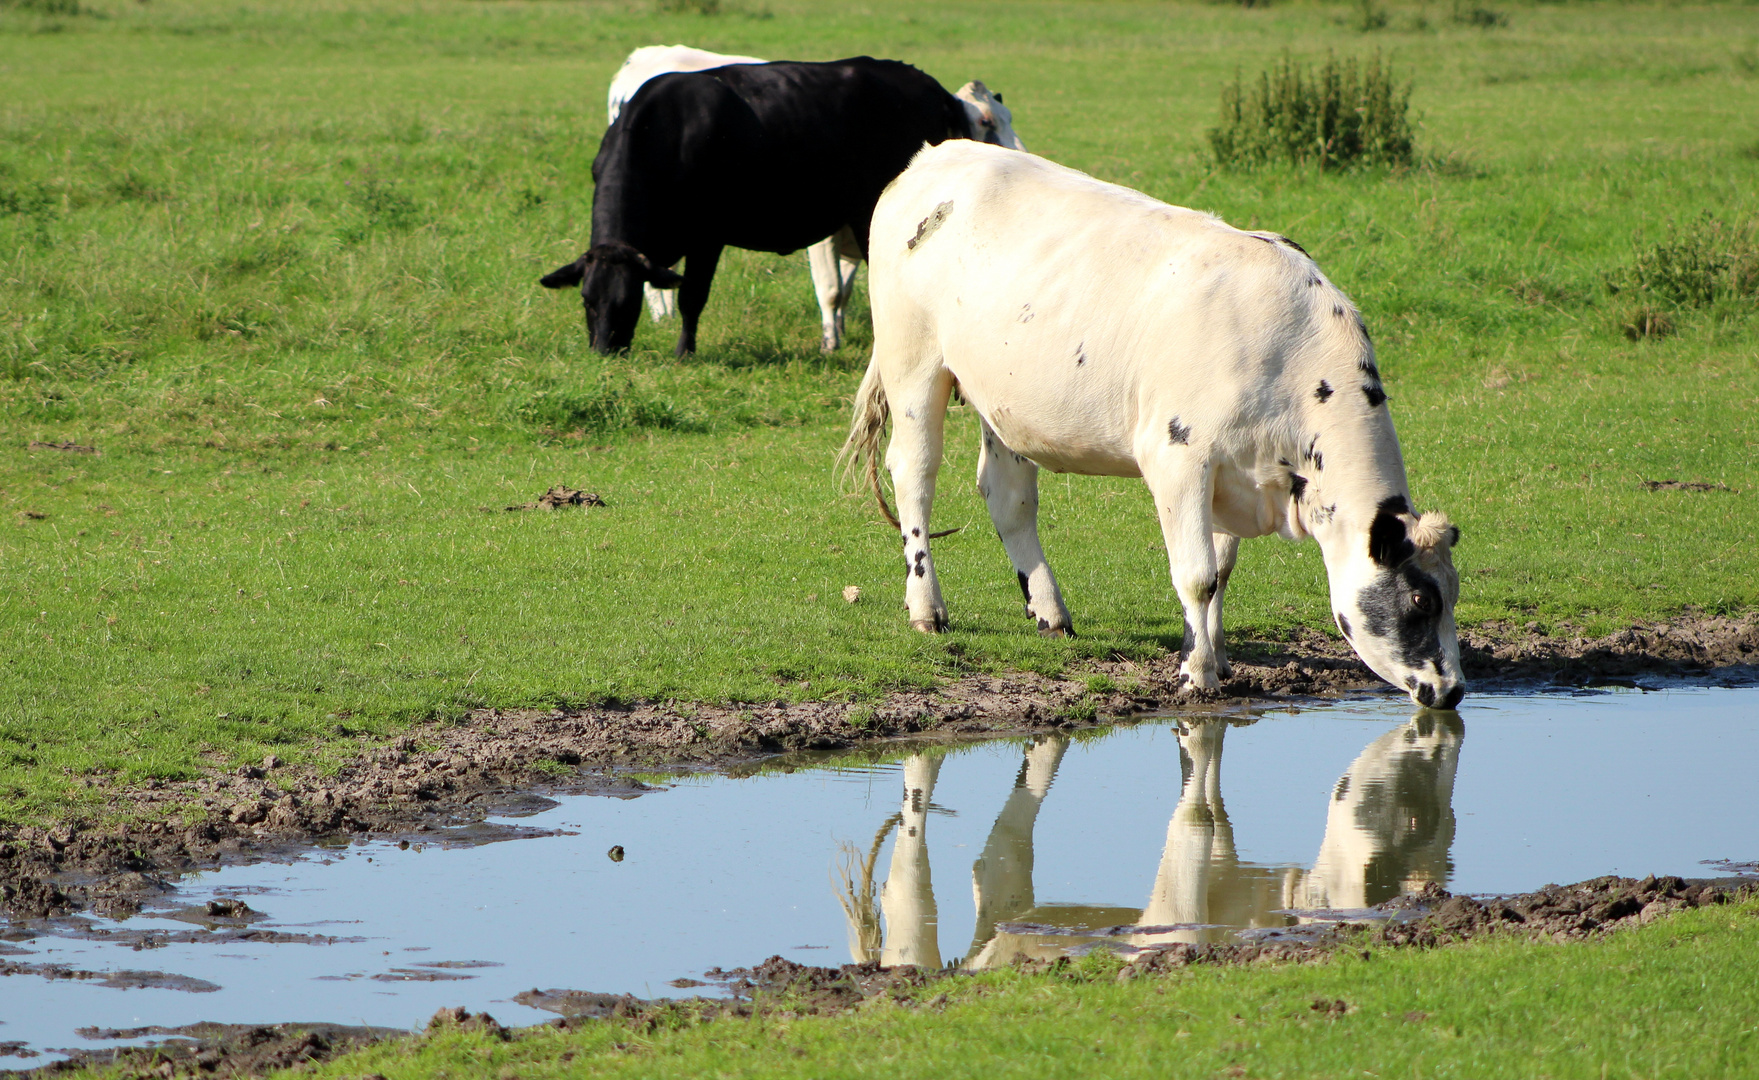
[2,687,1754,1064]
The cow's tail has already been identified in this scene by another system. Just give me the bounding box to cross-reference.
[837,355,900,530]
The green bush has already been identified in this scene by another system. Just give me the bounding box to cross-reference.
[0,0,85,13]
[1209,52,1414,170]
[1607,213,1759,310]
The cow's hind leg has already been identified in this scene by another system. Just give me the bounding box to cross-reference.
[976,417,1073,637]
[1206,534,1241,679]
[643,279,678,324]
[675,245,724,357]
[1140,447,1221,689]
[886,366,956,633]
[808,227,863,352]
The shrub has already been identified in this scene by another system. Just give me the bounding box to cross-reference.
[0,0,85,14]
[1209,53,1414,171]
[1607,213,1759,310]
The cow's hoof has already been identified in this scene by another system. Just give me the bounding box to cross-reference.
[910,618,947,634]
[1215,660,1233,680]
[1038,624,1075,639]
[1178,663,1220,691]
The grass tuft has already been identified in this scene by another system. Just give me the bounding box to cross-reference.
[1607,213,1759,318]
[1451,0,1509,28]
[1619,307,1676,341]
[506,374,705,437]
[1209,52,1414,171]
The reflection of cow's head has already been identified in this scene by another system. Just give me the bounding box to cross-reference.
[954,81,1026,151]
[539,241,682,353]
[1330,497,1465,710]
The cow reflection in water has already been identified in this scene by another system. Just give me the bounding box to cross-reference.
[834,714,1462,969]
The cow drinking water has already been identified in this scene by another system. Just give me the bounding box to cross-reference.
[542,57,1000,357]
[840,141,1465,709]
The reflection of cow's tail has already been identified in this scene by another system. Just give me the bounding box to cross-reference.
[832,811,900,964]
[838,356,900,529]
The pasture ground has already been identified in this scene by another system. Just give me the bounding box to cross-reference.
[5,2,1759,1075]
[3,0,1757,827]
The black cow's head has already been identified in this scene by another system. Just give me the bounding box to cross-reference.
[540,241,683,354]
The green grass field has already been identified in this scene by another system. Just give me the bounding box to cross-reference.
[306,898,1759,1080]
[3,0,1758,824]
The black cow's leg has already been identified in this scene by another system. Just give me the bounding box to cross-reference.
[676,245,723,357]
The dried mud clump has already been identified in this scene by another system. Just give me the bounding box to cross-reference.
[1376,874,1735,947]
[493,485,606,512]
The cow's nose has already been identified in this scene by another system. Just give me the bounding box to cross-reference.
[1440,683,1465,710]
[1414,682,1436,707]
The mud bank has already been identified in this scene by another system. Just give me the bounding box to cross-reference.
[28,876,1752,1077]
[3,614,1756,922]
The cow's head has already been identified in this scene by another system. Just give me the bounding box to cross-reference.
[1328,496,1465,710]
[954,81,1025,151]
[540,241,683,353]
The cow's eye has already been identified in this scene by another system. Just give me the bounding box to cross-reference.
[1412,591,1435,614]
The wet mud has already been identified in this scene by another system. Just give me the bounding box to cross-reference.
[22,1022,400,1074]
[30,875,1746,1078]
[3,614,1756,926]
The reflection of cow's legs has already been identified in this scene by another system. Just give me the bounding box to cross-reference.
[885,364,956,633]
[1207,534,1241,679]
[977,417,1073,636]
[807,226,863,351]
[967,736,1069,960]
[1135,722,1231,947]
[1140,446,1220,687]
[642,279,679,323]
[881,754,943,969]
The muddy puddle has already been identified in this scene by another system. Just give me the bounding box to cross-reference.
[3,686,1756,1065]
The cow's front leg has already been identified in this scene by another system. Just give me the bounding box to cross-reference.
[886,368,955,632]
[675,245,723,357]
[807,227,862,351]
[1207,533,1241,679]
[976,417,1072,637]
[1141,449,1220,689]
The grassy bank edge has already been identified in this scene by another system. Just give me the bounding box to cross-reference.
[56,896,1754,1080]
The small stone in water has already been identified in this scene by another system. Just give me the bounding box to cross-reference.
[607,845,625,863]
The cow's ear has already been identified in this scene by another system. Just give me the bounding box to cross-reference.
[1368,508,1415,568]
[540,258,586,289]
[647,265,684,289]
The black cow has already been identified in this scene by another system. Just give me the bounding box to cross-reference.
[540,57,983,356]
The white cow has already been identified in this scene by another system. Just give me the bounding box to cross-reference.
[606,45,1025,351]
[841,141,1465,709]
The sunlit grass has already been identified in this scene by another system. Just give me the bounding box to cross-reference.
[302,898,1759,1080]
[2,0,1757,824]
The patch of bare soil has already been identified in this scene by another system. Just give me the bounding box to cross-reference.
[27,1022,399,1074]
[1,615,1755,924]
[37,876,1746,1078]
[488,484,606,512]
